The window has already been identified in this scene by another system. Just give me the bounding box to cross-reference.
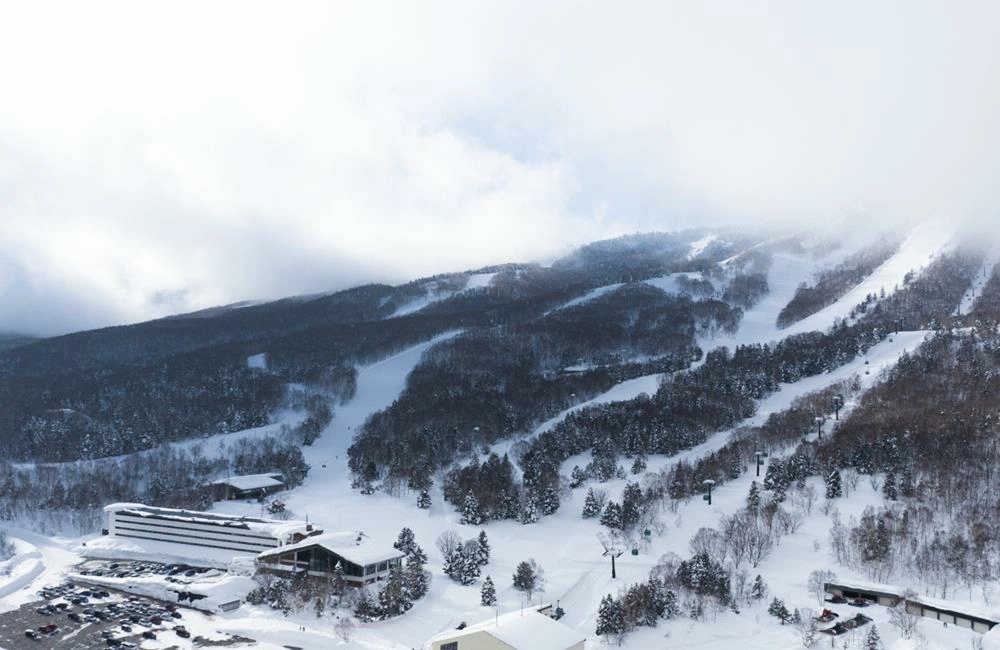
[441,643,458,650]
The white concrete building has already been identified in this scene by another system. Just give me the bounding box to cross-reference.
[102,503,317,559]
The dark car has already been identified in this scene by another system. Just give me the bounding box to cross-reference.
[175,626,191,639]
[142,630,156,639]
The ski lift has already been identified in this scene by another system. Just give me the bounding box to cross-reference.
[630,548,639,556]
[643,529,651,538]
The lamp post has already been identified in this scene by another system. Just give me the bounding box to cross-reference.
[702,479,716,505]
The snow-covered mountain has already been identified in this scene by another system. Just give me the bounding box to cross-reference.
[2,222,1000,649]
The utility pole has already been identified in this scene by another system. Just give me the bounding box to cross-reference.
[832,394,844,421]
[702,479,716,505]
[754,451,765,477]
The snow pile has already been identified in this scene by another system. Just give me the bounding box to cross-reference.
[0,536,44,599]
[79,534,256,570]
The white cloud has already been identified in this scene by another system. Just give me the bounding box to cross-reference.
[2,0,999,334]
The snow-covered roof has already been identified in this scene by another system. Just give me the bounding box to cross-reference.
[427,606,585,650]
[104,503,313,541]
[257,531,404,567]
[208,473,284,491]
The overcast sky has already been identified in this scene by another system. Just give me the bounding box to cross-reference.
[2,1,999,336]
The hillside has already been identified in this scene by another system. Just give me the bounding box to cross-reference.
[3,223,1000,649]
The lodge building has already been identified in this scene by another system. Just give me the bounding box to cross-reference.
[256,531,405,585]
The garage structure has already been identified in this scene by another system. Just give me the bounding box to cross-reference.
[427,604,586,650]
[825,581,998,634]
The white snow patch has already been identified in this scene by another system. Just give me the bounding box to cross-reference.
[391,272,497,317]
[246,352,267,369]
[688,233,718,258]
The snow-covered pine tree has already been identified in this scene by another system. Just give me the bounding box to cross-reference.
[865,624,881,649]
[394,527,416,556]
[519,493,540,524]
[539,486,560,516]
[826,469,843,499]
[582,488,602,518]
[570,465,587,488]
[443,547,463,582]
[480,575,497,606]
[404,554,430,601]
[631,456,647,474]
[332,561,347,597]
[459,540,481,585]
[353,590,381,622]
[461,491,485,525]
[882,470,898,501]
[746,480,761,511]
[595,594,625,642]
[512,559,540,598]
[409,543,428,566]
[377,564,411,618]
[621,482,642,530]
[900,466,915,497]
[600,501,623,530]
[767,597,790,624]
[416,489,431,509]
[475,530,490,567]
[750,574,767,601]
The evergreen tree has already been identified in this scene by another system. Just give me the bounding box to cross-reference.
[394,527,416,556]
[332,561,348,597]
[882,470,898,501]
[353,590,381,622]
[865,624,881,650]
[663,588,680,619]
[900,467,915,498]
[595,594,625,643]
[512,559,542,599]
[582,488,602,518]
[768,597,791,624]
[600,501,624,530]
[409,543,428,566]
[416,489,431,509]
[631,456,647,474]
[750,574,768,601]
[443,547,463,582]
[825,469,843,499]
[621,482,642,530]
[480,575,497,606]
[746,480,761,511]
[570,465,587,488]
[404,555,430,601]
[377,564,411,618]
[475,530,491,567]
[461,491,486,525]
[459,540,482,585]
[520,493,540,524]
[539,486,560,516]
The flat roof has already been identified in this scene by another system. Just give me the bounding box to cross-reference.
[209,473,284,491]
[428,606,586,650]
[258,531,404,567]
[105,503,313,540]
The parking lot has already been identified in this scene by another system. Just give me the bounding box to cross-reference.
[0,580,198,649]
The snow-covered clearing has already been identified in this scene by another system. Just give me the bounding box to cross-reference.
[957,250,998,316]
[0,528,79,613]
[688,234,718,259]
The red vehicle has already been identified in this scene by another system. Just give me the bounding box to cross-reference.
[38,623,59,635]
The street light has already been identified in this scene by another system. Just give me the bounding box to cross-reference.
[702,479,716,505]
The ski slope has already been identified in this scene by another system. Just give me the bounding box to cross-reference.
[391,272,496,317]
